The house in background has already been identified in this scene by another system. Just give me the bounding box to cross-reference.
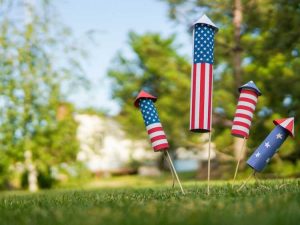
[75,114,218,177]
[74,114,159,175]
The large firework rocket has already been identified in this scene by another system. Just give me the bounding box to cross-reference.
[189,14,218,195]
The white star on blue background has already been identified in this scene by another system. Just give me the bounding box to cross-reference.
[139,99,160,126]
[194,24,215,64]
[265,142,271,148]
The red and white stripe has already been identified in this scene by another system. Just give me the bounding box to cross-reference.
[273,117,295,137]
[231,89,258,138]
[146,122,169,151]
[190,63,213,132]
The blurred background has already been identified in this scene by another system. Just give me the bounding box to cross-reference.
[0,0,299,191]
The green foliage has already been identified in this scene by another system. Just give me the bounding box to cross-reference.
[0,180,300,225]
[108,32,195,148]
[0,1,85,188]
[109,0,300,176]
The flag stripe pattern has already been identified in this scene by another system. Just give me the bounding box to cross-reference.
[139,98,169,151]
[231,89,258,138]
[190,23,216,132]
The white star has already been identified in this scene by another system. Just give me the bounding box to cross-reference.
[255,152,261,158]
[266,158,270,163]
[276,133,283,139]
[265,142,271,148]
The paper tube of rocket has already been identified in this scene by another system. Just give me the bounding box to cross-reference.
[231,81,262,138]
[247,117,295,172]
[134,90,169,151]
[189,14,218,133]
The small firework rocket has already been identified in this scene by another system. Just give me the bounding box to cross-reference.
[247,117,295,172]
[134,90,169,151]
[134,90,185,194]
[231,81,262,138]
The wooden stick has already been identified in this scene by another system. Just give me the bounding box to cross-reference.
[164,152,175,188]
[237,171,255,192]
[166,151,185,195]
[233,137,247,182]
[207,132,212,195]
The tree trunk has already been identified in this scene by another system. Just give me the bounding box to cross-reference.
[25,150,38,192]
[233,0,245,161]
[233,0,243,91]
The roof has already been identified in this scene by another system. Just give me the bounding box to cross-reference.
[193,14,218,31]
[273,117,295,138]
[238,81,262,96]
[134,90,157,107]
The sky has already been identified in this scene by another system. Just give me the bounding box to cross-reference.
[58,0,191,115]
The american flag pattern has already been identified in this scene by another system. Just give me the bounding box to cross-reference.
[231,81,261,138]
[139,98,169,151]
[190,23,216,132]
[247,117,294,172]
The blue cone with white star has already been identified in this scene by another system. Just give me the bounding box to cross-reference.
[247,117,295,172]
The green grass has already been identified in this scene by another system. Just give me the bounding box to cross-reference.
[0,179,300,225]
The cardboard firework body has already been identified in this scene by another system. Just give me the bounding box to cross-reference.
[247,117,295,172]
[134,90,169,151]
[231,81,262,138]
[189,14,218,133]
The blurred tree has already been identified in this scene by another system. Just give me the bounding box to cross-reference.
[0,0,85,189]
[108,32,195,150]
[162,0,300,175]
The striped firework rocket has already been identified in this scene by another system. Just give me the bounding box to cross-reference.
[231,81,262,138]
[190,15,218,132]
[134,90,169,151]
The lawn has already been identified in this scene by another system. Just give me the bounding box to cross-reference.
[0,179,299,225]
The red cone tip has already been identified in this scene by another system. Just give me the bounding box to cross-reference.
[273,117,295,138]
[134,90,157,107]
